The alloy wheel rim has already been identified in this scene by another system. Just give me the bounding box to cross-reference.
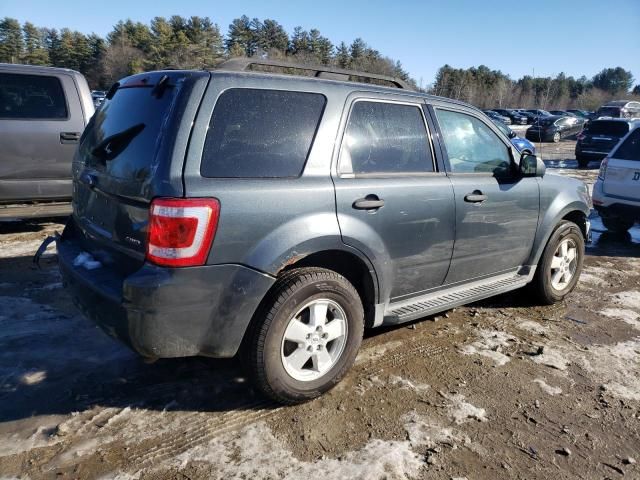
[549,238,578,291]
[280,298,348,382]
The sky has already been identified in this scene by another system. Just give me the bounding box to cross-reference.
[2,0,639,87]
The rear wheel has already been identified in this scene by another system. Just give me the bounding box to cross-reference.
[531,221,584,305]
[244,267,364,404]
[601,216,634,233]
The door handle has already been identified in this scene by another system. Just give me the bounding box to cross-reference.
[353,195,385,210]
[60,132,81,144]
[464,190,487,203]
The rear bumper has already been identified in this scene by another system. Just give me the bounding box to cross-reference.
[574,148,607,161]
[592,180,640,221]
[58,227,275,359]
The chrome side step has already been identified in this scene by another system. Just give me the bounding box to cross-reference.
[384,272,529,325]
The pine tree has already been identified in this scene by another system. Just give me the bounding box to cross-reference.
[0,17,24,63]
[22,21,49,65]
[226,15,255,57]
[336,42,349,68]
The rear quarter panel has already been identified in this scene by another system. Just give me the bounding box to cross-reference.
[182,73,363,276]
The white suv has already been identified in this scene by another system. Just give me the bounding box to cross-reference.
[592,124,640,232]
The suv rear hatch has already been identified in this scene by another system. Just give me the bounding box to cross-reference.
[581,121,630,153]
[603,128,640,200]
[71,70,209,275]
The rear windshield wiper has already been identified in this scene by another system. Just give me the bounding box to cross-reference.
[91,123,145,162]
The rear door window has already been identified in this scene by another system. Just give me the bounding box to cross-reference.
[339,100,434,175]
[201,89,326,178]
[0,73,68,119]
[613,128,640,160]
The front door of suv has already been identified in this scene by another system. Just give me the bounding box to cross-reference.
[333,96,455,303]
[432,106,540,284]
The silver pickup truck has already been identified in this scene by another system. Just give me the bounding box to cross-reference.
[0,63,94,220]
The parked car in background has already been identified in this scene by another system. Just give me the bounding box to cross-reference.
[524,109,553,121]
[592,123,640,232]
[514,109,539,124]
[483,110,511,124]
[595,100,640,120]
[91,90,106,108]
[567,109,595,120]
[549,110,576,117]
[492,108,528,125]
[53,59,590,404]
[0,63,94,220]
[575,118,639,168]
[526,115,583,143]
[492,119,536,155]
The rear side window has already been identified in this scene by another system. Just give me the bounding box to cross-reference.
[201,89,326,178]
[0,73,67,119]
[587,121,630,137]
[340,101,434,175]
[613,128,640,161]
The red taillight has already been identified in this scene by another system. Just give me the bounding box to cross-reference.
[146,198,220,267]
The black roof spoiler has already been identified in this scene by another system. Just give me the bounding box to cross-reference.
[215,58,413,91]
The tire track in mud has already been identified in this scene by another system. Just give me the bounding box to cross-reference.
[55,334,449,474]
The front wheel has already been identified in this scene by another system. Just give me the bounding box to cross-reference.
[602,216,634,233]
[244,267,364,404]
[531,221,584,305]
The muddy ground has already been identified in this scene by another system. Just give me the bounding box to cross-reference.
[0,138,639,480]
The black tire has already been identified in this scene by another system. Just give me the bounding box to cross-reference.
[531,221,584,305]
[244,267,364,404]
[576,155,589,168]
[601,216,634,233]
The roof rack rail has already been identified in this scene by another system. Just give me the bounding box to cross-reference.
[216,58,413,90]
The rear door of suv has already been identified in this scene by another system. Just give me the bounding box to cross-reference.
[604,127,640,201]
[0,70,84,201]
[431,104,540,284]
[333,93,455,303]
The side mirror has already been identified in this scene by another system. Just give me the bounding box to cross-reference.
[509,130,517,139]
[520,153,545,177]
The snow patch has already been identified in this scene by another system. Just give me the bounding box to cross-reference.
[403,411,470,449]
[169,422,425,480]
[389,375,430,393]
[612,291,640,311]
[460,329,517,366]
[531,347,570,371]
[577,338,640,401]
[0,238,55,259]
[533,378,562,396]
[600,308,640,330]
[442,393,488,424]
[517,320,548,335]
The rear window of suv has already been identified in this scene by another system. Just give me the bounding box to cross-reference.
[586,121,630,137]
[613,128,640,161]
[201,89,326,178]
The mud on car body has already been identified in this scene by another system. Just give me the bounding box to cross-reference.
[51,59,591,404]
